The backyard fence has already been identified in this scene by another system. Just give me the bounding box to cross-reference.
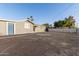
[49,28,77,33]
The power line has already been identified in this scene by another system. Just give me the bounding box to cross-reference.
[58,4,74,16]
[53,4,75,21]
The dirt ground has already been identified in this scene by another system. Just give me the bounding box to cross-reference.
[0,32,79,56]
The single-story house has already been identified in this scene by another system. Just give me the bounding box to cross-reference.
[0,19,46,36]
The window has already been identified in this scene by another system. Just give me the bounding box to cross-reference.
[24,22,30,29]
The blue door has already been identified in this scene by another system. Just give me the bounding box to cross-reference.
[8,23,14,35]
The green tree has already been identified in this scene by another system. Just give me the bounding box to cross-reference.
[42,23,49,28]
[58,20,64,27]
[54,16,75,28]
[42,23,53,28]
[49,24,53,28]
[54,21,59,28]
[64,16,75,28]
[54,20,64,28]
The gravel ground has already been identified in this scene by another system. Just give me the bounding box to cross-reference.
[0,32,79,56]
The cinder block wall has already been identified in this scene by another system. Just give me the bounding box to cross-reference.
[49,28,76,33]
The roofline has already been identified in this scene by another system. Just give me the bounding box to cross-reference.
[0,19,35,25]
[0,19,16,22]
[26,20,35,25]
[0,18,28,22]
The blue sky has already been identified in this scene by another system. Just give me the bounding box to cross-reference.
[0,3,79,25]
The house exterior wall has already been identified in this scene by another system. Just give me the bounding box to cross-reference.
[15,21,34,34]
[35,25,46,32]
[0,20,46,36]
[0,21,6,35]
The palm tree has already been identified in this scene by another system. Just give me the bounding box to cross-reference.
[27,16,34,21]
[30,16,33,21]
